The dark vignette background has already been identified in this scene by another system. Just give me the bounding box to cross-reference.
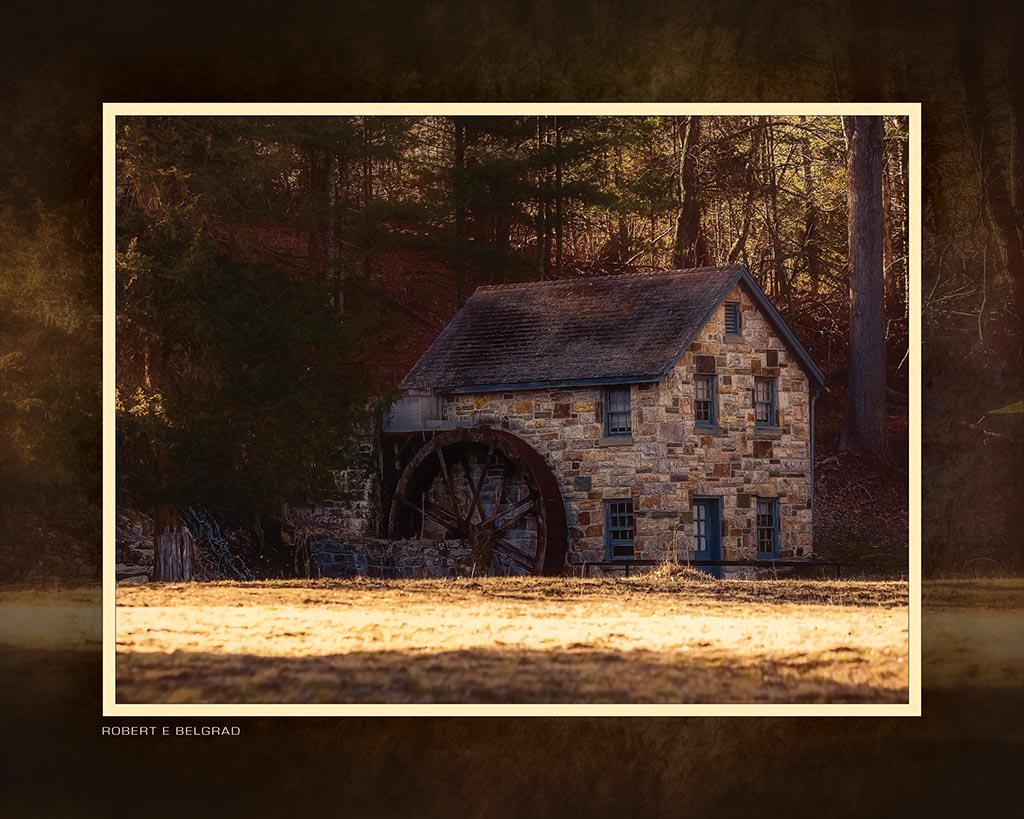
[1,1,1021,816]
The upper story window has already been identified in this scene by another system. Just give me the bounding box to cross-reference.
[756,498,779,558]
[754,376,776,427]
[724,301,741,336]
[605,499,635,559]
[603,386,632,437]
[694,374,717,427]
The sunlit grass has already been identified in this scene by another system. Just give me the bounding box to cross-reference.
[115,576,911,704]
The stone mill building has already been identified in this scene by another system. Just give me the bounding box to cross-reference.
[369,264,827,577]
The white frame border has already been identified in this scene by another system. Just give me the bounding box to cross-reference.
[102,102,922,717]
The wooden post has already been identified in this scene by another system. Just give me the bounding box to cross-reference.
[153,505,192,582]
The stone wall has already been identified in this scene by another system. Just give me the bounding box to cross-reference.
[440,283,813,569]
[308,537,479,578]
[285,464,379,540]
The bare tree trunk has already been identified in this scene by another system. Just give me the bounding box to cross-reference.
[453,117,467,306]
[306,147,324,282]
[325,150,340,311]
[554,116,564,278]
[672,115,708,269]
[798,116,823,295]
[542,119,553,280]
[361,117,373,280]
[535,116,547,279]
[841,116,891,463]
[764,117,795,312]
[882,138,897,320]
[728,117,763,266]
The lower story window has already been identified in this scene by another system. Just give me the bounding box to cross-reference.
[605,499,635,559]
[756,498,779,558]
[693,501,708,552]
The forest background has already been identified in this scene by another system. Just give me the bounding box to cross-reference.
[104,111,915,579]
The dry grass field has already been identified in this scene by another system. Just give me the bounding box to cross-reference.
[111,574,912,704]
[2,579,1022,818]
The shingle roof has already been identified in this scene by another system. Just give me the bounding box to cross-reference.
[401,265,825,392]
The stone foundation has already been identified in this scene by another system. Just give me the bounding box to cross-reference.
[309,538,488,578]
[286,465,378,539]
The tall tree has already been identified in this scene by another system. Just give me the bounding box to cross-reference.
[841,115,891,462]
[452,116,468,305]
[672,116,709,269]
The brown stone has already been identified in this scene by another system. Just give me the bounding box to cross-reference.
[695,355,716,374]
[766,350,779,367]
[554,403,571,418]
[753,440,773,458]
[514,400,533,414]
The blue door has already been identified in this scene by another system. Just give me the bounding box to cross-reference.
[692,498,723,578]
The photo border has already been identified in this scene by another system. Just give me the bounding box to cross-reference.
[102,102,922,717]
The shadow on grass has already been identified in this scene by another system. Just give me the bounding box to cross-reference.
[115,645,907,705]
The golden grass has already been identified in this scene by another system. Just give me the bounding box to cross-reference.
[114,576,910,704]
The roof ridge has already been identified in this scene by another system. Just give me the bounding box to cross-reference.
[474,265,744,293]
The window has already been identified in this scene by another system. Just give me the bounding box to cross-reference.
[694,374,717,426]
[724,301,741,335]
[693,501,709,553]
[604,499,635,559]
[603,386,632,436]
[756,498,779,558]
[754,376,776,427]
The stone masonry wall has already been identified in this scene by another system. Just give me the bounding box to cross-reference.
[285,465,378,539]
[440,283,812,569]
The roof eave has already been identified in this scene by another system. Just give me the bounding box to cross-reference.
[442,374,665,394]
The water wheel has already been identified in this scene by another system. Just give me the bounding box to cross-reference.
[387,427,568,575]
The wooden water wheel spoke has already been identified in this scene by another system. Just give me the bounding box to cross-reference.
[478,493,534,528]
[435,447,462,521]
[464,443,493,525]
[388,428,567,576]
[397,494,463,533]
[491,463,507,522]
[493,497,537,533]
[492,538,535,569]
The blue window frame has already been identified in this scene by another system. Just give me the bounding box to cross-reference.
[604,499,635,559]
[756,498,779,558]
[603,386,632,436]
[694,374,716,426]
[724,302,741,335]
[754,376,776,427]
